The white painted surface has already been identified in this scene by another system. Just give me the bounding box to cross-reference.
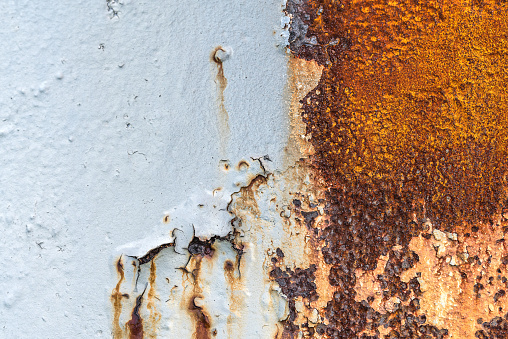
[0,1,289,337]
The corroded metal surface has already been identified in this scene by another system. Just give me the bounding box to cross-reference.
[109,1,508,338]
[283,0,508,338]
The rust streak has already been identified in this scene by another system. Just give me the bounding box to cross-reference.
[127,286,146,339]
[146,259,161,338]
[111,256,127,339]
[212,46,230,151]
[186,256,212,339]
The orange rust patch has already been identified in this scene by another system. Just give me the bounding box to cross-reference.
[397,217,508,338]
[111,257,127,339]
[285,0,508,337]
[296,0,508,229]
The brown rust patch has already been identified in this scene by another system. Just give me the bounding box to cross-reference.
[285,0,508,337]
[137,243,174,265]
[190,297,211,339]
[127,287,146,339]
[112,256,128,339]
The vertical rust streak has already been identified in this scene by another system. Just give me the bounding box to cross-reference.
[146,259,161,338]
[185,256,211,339]
[190,300,211,339]
[127,287,146,339]
[111,256,127,339]
[212,46,229,151]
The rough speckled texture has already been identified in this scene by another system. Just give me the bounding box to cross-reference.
[282,0,508,338]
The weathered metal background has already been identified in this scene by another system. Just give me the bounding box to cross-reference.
[3,0,508,338]
[110,1,508,337]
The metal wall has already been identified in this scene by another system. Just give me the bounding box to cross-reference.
[2,1,508,338]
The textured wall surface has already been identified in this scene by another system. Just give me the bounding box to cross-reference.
[0,1,289,337]
[3,1,508,338]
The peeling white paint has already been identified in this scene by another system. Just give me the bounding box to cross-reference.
[0,0,291,337]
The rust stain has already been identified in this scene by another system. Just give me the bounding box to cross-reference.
[231,174,268,217]
[223,249,246,338]
[285,56,323,165]
[112,256,128,339]
[212,46,230,150]
[127,286,146,339]
[190,297,211,339]
[145,259,161,338]
[163,214,170,224]
[185,255,212,339]
[284,0,508,337]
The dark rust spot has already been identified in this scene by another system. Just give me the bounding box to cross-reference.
[111,256,127,339]
[189,297,211,339]
[476,313,508,338]
[188,237,214,257]
[224,260,234,272]
[127,286,146,339]
[137,243,173,265]
[163,215,170,223]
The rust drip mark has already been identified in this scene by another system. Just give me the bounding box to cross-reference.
[189,297,211,339]
[127,285,147,339]
[111,256,128,339]
[184,256,212,339]
[146,259,161,338]
[212,46,230,149]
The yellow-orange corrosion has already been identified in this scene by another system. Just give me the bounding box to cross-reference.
[111,257,127,339]
[285,0,508,337]
[146,260,161,338]
[299,0,508,228]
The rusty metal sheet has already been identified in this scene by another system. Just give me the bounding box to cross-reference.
[109,1,508,338]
